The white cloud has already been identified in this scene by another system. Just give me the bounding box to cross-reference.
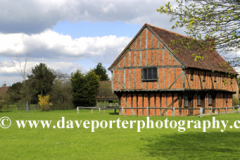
[0,0,177,33]
[0,30,131,64]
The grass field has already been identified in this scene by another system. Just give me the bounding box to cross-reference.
[1,109,240,160]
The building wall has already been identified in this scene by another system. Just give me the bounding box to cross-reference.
[185,69,237,92]
[119,92,232,116]
[112,27,184,91]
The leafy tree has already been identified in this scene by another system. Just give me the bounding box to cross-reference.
[71,70,89,107]
[157,0,240,68]
[29,63,56,103]
[85,70,100,106]
[6,82,22,102]
[93,63,109,81]
[50,79,74,110]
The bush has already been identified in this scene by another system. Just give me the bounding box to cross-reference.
[38,95,52,111]
[233,97,239,106]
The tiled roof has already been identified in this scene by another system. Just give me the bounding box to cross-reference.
[0,87,9,94]
[109,23,237,74]
[147,24,237,74]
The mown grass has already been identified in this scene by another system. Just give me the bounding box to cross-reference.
[1,109,240,159]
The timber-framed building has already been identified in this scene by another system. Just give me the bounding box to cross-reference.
[108,23,238,116]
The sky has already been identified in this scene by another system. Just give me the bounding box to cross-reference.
[0,0,186,87]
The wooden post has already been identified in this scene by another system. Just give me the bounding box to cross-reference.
[114,109,116,114]
[225,107,227,114]
[218,108,220,115]
[91,109,93,114]
[122,108,124,116]
[232,107,234,114]
[200,108,203,118]
[238,107,240,113]
[77,107,79,114]
[210,108,212,115]
[172,108,175,116]
[99,108,101,115]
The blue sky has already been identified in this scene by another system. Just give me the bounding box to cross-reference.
[0,0,186,86]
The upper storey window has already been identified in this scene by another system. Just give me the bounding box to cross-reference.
[203,71,206,82]
[190,69,194,81]
[142,67,157,81]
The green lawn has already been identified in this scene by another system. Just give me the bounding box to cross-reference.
[1,109,240,159]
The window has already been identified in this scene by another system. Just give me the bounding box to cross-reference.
[222,74,225,82]
[184,96,188,107]
[142,67,157,81]
[191,69,194,81]
[214,73,217,82]
[203,71,206,82]
[226,94,228,103]
[197,95,201,106]
[208,94,212,106]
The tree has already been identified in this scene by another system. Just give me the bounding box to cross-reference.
[6,82,22,102]
[14,53,34,107]
[93,63,109,81]
[85,70,100,106]
[71,70,89,107]
[157,0,240,68]
[29,63,56,103]
[50,79,73,110]
[71,69,100,107]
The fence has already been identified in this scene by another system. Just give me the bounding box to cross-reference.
[76,106,240,118]
[1,103,40,111]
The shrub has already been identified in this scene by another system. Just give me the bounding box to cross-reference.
[38,95,53,111]
[232,97,239,106]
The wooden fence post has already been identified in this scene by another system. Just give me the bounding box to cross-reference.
[172,108,175,116]
[91,109,93,114]
[99,108,101,115]
[77,107,79,114]
[225,107,227,114]
[232,107,234,114]
[218,108,220,115]
[200,108,203,118]
[210,108,212,115]
[238,107,240,113]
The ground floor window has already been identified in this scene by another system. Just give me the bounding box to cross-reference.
[208,94,212,106]
[184,96,188,107]
[197,95,201,106]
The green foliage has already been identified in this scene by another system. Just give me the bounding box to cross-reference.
[49,79,73,110]
[157,0,240,69]
[29,63,56,103]
[71,70,89,107]
[71,69,100,107]
[233,97,239,106]
[93,63,109,81]
[85,70,100,106]
[6,82,22,102]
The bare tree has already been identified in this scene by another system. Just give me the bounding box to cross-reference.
[14,53,34,112]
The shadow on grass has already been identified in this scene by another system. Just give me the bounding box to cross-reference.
[141,132,240,159]
[109,112,119,115]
